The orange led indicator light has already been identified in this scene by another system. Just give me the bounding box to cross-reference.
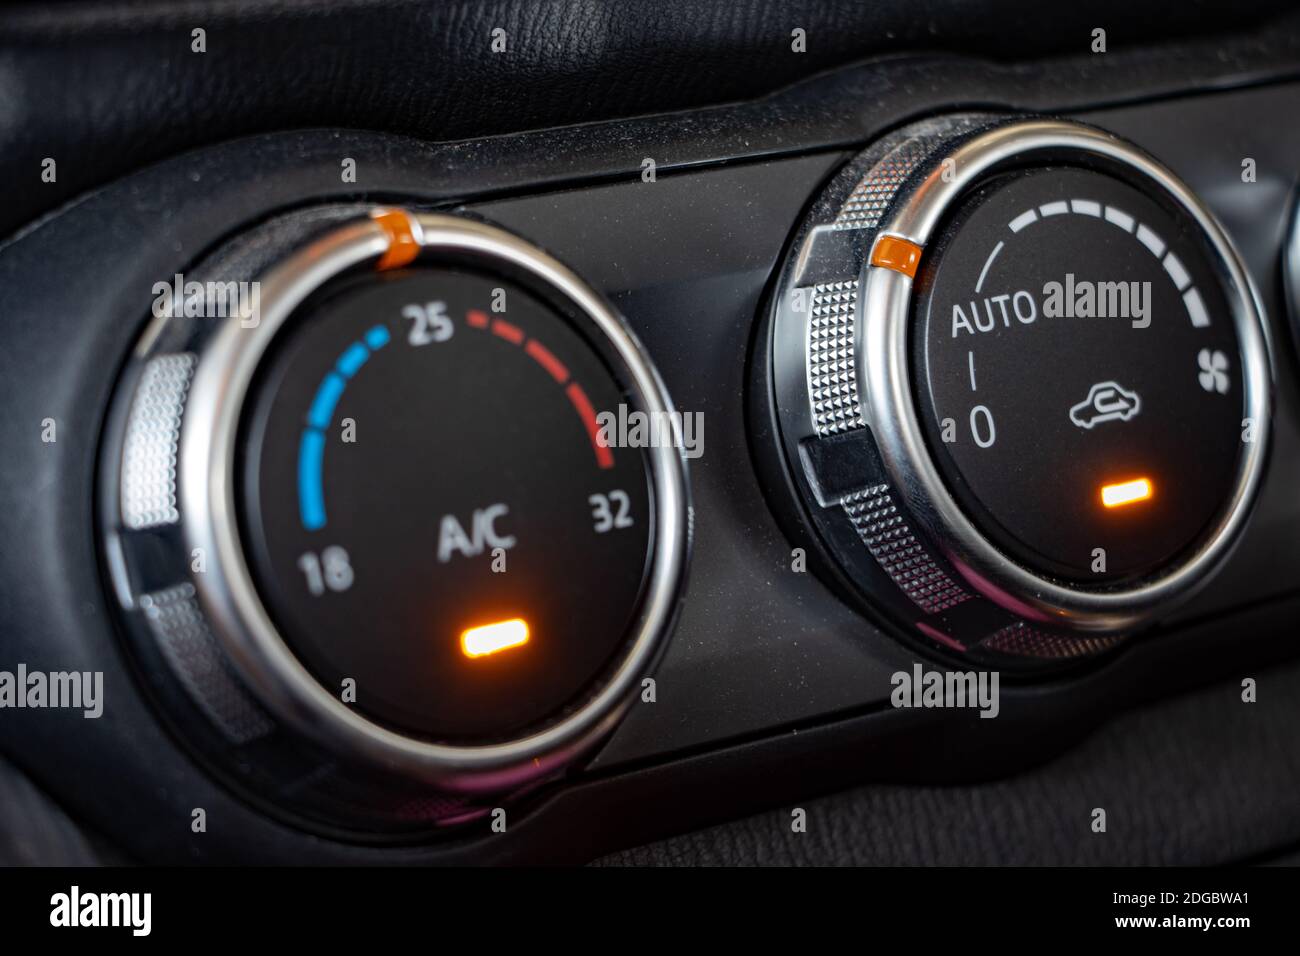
[1100,477,1153,509]
[461,618,530,659]
[869,235,923,278]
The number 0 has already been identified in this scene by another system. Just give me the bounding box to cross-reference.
[970,405,996,448]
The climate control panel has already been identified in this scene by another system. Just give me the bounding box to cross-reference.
[89,112,1282,839]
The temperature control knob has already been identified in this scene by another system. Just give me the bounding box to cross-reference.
[101,209,689,830]
[760,116,1270,666]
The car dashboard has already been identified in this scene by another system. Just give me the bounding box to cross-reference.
[0,1,1299,883]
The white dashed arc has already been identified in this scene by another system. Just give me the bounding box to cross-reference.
[978,198,1211,328]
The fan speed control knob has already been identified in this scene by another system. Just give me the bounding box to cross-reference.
[762,115,1270,666]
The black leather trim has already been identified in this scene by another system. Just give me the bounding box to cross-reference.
[1,0,1298,239]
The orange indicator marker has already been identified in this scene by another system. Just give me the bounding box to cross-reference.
[461,618,530,658]
[371,208,420,271]
[870,235,923,278]
[1100,477,1153,509]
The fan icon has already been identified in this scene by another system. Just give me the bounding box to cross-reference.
[1197,348,1230,394]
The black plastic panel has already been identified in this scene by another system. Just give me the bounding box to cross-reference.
[0,51,1298,862]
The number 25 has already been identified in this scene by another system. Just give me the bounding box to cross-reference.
[403,301,453,346]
